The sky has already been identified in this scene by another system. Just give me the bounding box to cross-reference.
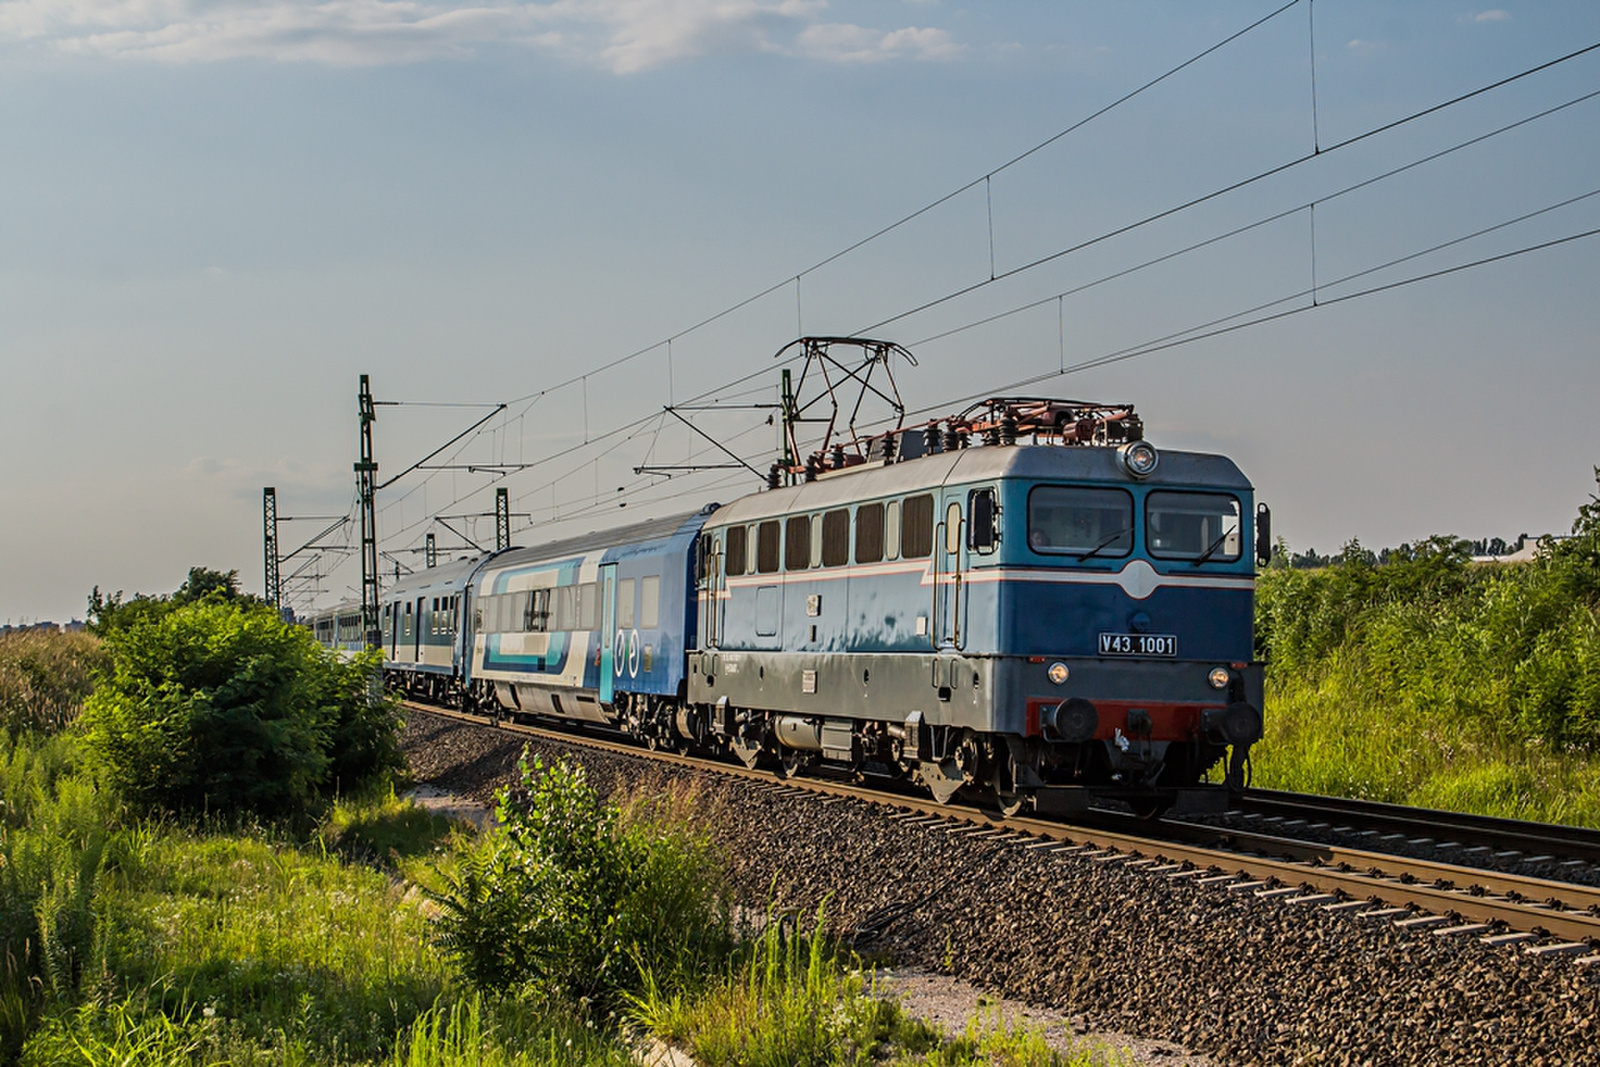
[3,0,1599,622]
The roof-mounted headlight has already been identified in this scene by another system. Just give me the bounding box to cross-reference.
[1119,440,1159,478]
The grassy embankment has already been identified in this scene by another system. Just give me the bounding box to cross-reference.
[1253,483,1600,825]
[0,625,1118,1065]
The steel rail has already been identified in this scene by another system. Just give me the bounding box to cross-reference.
[1236,788,1600,865]
[404,702,1600,947]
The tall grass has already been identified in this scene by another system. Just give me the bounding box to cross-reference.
[0,631,107,735]
[628,903,1117,1067]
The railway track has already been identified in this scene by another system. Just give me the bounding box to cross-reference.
[1231,787,1600,867]
[404,700,1600,960]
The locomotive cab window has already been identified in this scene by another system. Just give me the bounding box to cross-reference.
[1147,491,1242,562]
[1028,486,1133,557]
[967,488,998,553]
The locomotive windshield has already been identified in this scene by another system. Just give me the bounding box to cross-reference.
[1027,487,1133,556]
[1146,491,1242,562]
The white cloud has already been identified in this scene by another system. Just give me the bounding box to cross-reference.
[0,0,960,71]
[795,20,958,62]
[1470,10,1511,23]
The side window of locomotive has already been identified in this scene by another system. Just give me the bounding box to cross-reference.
[821,509,850,566]
[945,501,963,554]
[617,578,636,629]
[968,488,999,554]
[885,500,901,560]
[855,502,885,564]
[640,576,661,629]
[785,515,811,571]
[810,514,823,568]
[1027,486,1133,557]
[901,494,935,559]
[725,526,747,577]
[756,520,781,574]
[1146,491,1242,561]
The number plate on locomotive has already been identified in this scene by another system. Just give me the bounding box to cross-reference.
[1098,633,1177,657]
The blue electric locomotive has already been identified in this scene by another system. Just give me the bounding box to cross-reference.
[309,394,1266,815]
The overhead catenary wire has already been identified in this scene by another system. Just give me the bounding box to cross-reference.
[328,21,1600,600]
[907,90,1600,349]
[855,38,1600,338]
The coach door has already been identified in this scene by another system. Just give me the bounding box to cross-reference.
[934,495,965,650]
[414,597,425,661]
[598,564,618,705]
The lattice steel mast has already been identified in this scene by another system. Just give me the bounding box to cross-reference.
[356,374,381,648]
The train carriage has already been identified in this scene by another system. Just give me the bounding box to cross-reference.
[463,510,712,733]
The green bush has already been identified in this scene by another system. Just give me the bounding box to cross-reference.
[1255,471,1600,821]
[79,596,400,821]
[429,755,729,1011]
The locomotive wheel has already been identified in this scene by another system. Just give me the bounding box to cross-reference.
[919,759,966,805]
[984,782,1025,819]
[775,750,806,780]
[1128,797,1171,820]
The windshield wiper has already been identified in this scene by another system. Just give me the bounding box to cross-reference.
[1072,528,1129,561]
[1190,525,1239,566]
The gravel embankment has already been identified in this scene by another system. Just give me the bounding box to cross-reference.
[401,711,1600,1067]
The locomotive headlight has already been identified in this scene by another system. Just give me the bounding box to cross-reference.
[1207,666,1232,690]
[1047,662,1070,685]
[1119,440,1159,478]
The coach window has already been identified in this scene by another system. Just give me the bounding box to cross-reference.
[1028,486,1133,557]
[855,502,885,563]
[821,509,851,567]
[1147,491,1242,562]
[640,576,661,628]
[725,526,747,577]
[902,494,935,558]
[757,520,781,574]
[810,514,824,568]
[579,583,599,630]
[885,500,901,560]
[785,515,811,571]
[617,578,636,629]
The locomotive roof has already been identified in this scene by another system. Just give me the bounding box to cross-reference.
[704,443,1251,527]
